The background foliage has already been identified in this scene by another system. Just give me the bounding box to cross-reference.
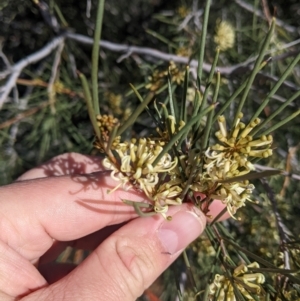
[1,0,300,300]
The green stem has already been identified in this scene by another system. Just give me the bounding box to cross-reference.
[251,0,259,40]
[180,66,189,123]
[195,48,220,132]
[196,0,211,88]
[232,18,275,128]
[201,247,221,301]
[79,72,100,140]
[125,83,145,97]
[91,0,105,115]
[182,250,198,293]
[179,151,201,200]
[116,92,154,136]
[212,80,247,124]
[193,82,211,133]
[259,110,300,136]
[167,74,177,121]
[252,89,300,136]
[249,51,300,125]
[146,28,178,49]
[161,104,173,139]
[152,104,216,167]
[129,83,161,128]
[105,125,119,152]
[122,199,156,217]
[54,3,68,27]
[202,71,220,150]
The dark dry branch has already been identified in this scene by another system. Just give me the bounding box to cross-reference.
[1,30,300,112]
[259,177,294,293]
[234,0,298,33]
[67,32,300,78]
[0,34,66,108]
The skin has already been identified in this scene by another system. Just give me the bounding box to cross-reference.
[0,152,228,301]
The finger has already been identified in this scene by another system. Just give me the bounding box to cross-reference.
[25,203,206,301]
[17,152,105,180]
[0,224,127,298]
[39,223,126,264]
[0,240,47,298]
[0,172,145,264]
[40,200,228,265]
[16,152,127,263]
[16,152,228,261]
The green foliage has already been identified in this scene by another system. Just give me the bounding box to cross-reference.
[1,0,300,300]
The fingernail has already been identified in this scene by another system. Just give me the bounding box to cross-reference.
[157,208,205,254]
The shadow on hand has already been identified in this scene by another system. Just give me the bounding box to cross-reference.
[17,152,105,180]
[40,153,105,176]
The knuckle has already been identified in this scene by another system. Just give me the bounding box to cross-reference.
[113,236,156,298]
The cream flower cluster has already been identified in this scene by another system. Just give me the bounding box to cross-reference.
[97,112,273,219]
[102,138,180,216]
[146,61,185,91]
[94,114,121,152]
[193,113,273,217]
[209,262,265,300]
[214,20,235,51]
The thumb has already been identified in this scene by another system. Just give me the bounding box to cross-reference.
[28,203,206,301]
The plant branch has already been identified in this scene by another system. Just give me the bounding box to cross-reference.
[259,177,292,274]
[66,32,252,75]
[0,34,66,109]
[66,32,300,79]
[48,40,65,113]
[254,164,300,181]
[0,101,49,130]
[235,0,298,33]
[91,0,105,115]
[1,31,299,113]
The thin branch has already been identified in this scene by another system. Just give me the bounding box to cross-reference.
[66,32,243,75]
[86,0,92,18]
[66,32,300,79]
[280,145,299,197]
[48,41,65,113]
[261,0,272,26]
[36,0,61,33]
[257,70,300,91]
[235,0,297,33]
[1,31,299,112]
[0,101,49,130]
[91,0,105,115]
[177,1,203,31]
[0,39,19,105]
[259,177,291,278]
[0,34,66,109]
[0,38,11,70]
[254,164,300,181]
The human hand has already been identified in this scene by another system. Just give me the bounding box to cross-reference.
[0,152,226,300]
